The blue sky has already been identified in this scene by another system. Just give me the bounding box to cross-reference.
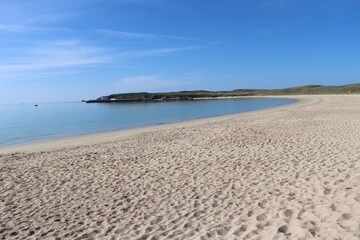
[0,0,360,103]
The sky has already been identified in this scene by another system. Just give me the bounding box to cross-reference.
[0,0,360,103]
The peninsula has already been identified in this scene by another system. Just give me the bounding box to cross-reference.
[86,83,360,103]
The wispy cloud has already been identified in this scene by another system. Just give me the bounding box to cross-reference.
[0,24,72,33]
[0,0,84,25]
[93,29,194,40]
[0,40,109,75]
[0,34,209,81]
[120,45,207,57]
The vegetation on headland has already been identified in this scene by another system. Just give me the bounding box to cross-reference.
[86,83,360,103]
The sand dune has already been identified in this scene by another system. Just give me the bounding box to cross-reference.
[1,95,360,239]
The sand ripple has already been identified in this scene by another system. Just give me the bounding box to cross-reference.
[1,95,360,239]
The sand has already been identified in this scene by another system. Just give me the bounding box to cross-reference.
[0,95,359,240]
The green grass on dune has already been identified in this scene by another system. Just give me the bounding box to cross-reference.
[93,83,360,101]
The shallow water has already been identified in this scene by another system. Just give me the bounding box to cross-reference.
[0,98,295,145]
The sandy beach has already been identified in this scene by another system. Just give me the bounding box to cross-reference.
[1,95,359,239]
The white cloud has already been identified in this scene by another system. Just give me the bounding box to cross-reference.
[0,40,109,75]
[120,45,206,57]
[93,29,193,40]
[0,34,208,82]
[0,24,71,33]
[0,0,85,25]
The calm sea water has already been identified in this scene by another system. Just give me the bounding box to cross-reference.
[0,98,295,146]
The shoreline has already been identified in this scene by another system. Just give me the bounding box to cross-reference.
[0,95,308,154]
[0,95,310,154]
[1,94,359,239]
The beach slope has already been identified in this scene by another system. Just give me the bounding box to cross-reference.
[0,95,359,239]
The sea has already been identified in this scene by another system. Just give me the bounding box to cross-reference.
[0,98,296,146]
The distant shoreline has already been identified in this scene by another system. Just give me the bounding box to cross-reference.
[0,96,302,154]
[86,83,360,103]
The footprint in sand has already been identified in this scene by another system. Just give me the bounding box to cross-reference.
[233,224,247,237]
[278,225,288,234]
[284,209,293,218]
[256,213,267,221]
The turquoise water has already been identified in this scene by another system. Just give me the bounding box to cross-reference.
[0,98,295,146]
